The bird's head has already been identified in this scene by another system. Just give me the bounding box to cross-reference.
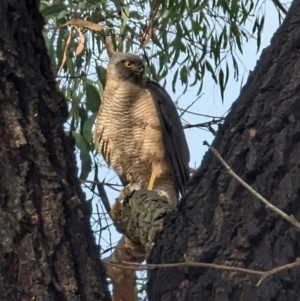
[107,52,145,84]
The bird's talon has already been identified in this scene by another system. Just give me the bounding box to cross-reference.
[130,183,141,192]
[111,179,142,221]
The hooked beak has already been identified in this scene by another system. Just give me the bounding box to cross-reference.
[132,64,145,75]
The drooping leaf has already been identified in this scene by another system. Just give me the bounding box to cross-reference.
[219,68,225,101]
[83,113,97,143]
[72,131,88,152]
[94,166,111,214]
[120,5,130,34]
[205,60,217,83]
[79,150,92,180]
[63,19,105,32]
[96,65,107,89]
[85,82,101,113]
[40,3,67,17]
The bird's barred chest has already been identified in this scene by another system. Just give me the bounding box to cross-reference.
[94,86,166,180]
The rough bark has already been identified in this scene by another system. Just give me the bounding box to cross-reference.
[112,189,175,257]
[104,189,175,301]
[146,1,300,300]
[0,1,110,300]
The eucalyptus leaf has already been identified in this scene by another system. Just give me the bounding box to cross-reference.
[40,3,67,17]
[79,150,92,180]
[96,65,107,89]
[86,82,101,113]
[83,113,97,143]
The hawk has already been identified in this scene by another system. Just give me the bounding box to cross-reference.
[93,52,190,206]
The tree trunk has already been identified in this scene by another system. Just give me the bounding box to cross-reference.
[0,1,110,300]
[147,0,300,300]
[3,0,300,300]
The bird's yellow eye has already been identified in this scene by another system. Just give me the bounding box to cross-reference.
[124,61,133,68]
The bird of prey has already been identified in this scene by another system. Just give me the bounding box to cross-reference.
[93,52,190,206]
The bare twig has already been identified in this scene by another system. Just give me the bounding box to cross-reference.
[106,258,300,286]
[204,141,300,231]
[62,18,105,31]
[207,124,217,136]
[179,96,202,118]
[141,0,164,48]
[80,178,123,189]
[177,108,226,120]
[183,118,223,129]
[255,259,300,285]
[106,259,265,275]
[143,49,158,82]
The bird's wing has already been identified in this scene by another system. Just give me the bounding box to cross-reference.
[146,79,190,197]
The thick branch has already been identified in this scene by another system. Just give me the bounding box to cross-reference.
[102,189,174,301]
[112,189,175,256]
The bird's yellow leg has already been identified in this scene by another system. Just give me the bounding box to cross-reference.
[148,172,156,190]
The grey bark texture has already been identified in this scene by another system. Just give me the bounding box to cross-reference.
[0,1,110,300]
[145,0,300,300]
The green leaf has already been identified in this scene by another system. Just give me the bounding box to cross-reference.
[230,0,239,19]
[232,56,239,79]
[83,113,97,143]
[205,61,217,83]
[72,131,87,152]
[210,35,220,65]
[96,65,107,89]
[225,62,229,88]
[40,3,67,17]
[256,15,265,52]
[70,94,80,128]
[94,172,111,214]
[171,36,186,56]
[252,17,259,34]
[172,68,179,93]
[222,28,228,49]
[86,82,101,113]
[79,151,92,180]
[219,68,225,101]
[56,28,67,65]
[231,23,243,53]
[179,0,186,14]
[120,5,130,34]
[151,33,163,49]
[180,66,188,85]
[79,106,88,133]
[129,11,144,20]
[66,57,75,77]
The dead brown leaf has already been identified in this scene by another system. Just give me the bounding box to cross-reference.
[141,26,153,49]
[58,31,71,74]
[74,26,85,56]
[76,43,84,56]
[63,18,105,31]
[105,36,115,58]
